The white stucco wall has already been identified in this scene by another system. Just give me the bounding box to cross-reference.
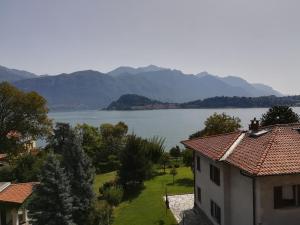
[228,166,253,225]
[256,175,300,225]
[194,152,225,225]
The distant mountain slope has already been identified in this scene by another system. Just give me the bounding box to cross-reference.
[12,65,283,110]
[106,94,169,110]
[107,94,300,110]
[0,65,37,82]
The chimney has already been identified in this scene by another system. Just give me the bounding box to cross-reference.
[249,118,260,132]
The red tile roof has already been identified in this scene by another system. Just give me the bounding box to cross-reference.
[182,124,300,176]
[0,154,7,161]
[181,131,242,160]
[0,182,37,204]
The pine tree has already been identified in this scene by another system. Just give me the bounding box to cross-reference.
[28,153,74,225]
[58,125,95,225]
[118,134,152,186]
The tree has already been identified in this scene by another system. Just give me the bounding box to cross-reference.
[55,125,95,225]
[100,122,128,156]
[182,149,193,168]
[261,106,300,126]
[28,153,74,225]
[48,123,72,154]
[145,136,165,163]
[13,153,46,182]
[160,152,170,173]
[190,113,241,139]
[169,146,181,158]
[170,167,177,185]
[0,82,51,155]
[118,134,152,186]
[75,123,102,164]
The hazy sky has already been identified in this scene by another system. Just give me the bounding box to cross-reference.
[0,0,299,94]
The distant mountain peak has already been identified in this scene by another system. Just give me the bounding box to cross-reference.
[108,65,167,76]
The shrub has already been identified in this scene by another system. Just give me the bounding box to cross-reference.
[0,165,15,181]
[103,186,124,206]
[88,201,113,225]
[99,180,117,195]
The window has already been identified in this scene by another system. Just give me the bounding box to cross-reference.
[210,164,220,186]
[196,156,201,171]
[274,185,300,209]
[197,187,201,203]
[210,200,221,224]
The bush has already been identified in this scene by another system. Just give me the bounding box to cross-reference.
[99,180,118,195]
[88,201,113,225]
[174,164,180,168]
[0,165,15,181]
[103,186,124,206]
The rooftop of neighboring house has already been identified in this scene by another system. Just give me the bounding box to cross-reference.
[0,154,7,161]
[0,182,37,204]
[182,123,300,176]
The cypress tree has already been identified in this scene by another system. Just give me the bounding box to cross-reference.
[28,153,74,225]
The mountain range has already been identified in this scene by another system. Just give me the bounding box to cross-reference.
[0,65,282,110]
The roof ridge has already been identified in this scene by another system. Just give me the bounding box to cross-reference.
[182,130,242,143]
[260,122,300,130]
[254,127,280,175]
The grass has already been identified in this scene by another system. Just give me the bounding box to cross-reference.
[94,167,194,225]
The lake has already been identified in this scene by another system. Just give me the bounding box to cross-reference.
[49,108,300,149]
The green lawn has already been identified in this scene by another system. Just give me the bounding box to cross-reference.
[94,167,194,225]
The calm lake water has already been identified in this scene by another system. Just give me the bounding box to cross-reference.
[49,108,300,149]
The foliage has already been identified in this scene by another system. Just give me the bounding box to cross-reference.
[169,145,181,158]
[169,167,178,184]
[100,122,128,156]
[75,122,127,173]
[28,153,74,225]
[118,134,152,186]
[103,186,124,206]
[87,201,113,225]
[145,136,165,163]
[261,106,300,126]
[0,165,15,181]
[159,152,170,173]
[180,95,299,109]
[52,124,95,225]
[190,113,241,138]
[182,149,193,168]
[99,180,118,195]
[13,153,46,182]
[0,82,51,155]
[75,123,102,164]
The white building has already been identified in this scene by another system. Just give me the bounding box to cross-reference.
[182,122,300,225]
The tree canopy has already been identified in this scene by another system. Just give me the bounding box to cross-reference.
[261,106,300,126]
[28,153,74,225]
[0,82,51,155]
[118,134,152,186]
[190,113,241,139]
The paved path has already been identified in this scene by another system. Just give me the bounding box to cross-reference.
[164,194,213,225]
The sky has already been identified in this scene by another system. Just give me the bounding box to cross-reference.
[0,0,299,94]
